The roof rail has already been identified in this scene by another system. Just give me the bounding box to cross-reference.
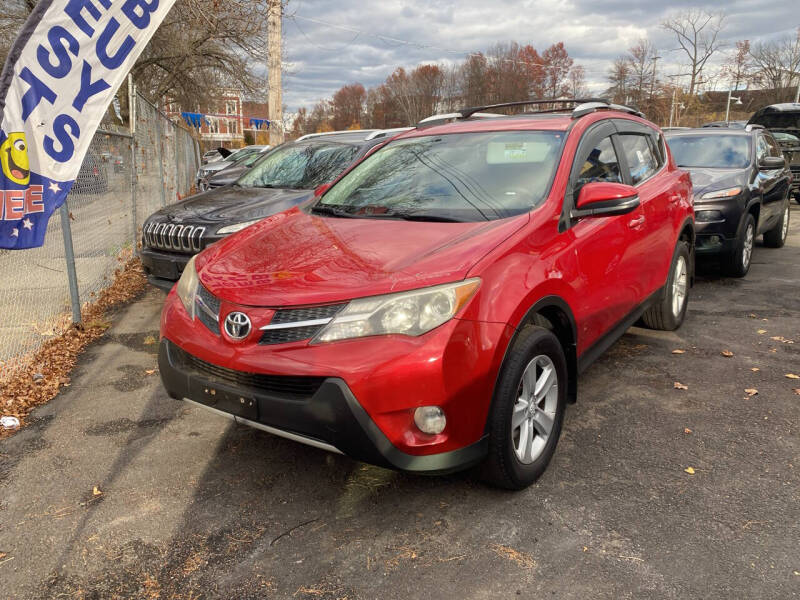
[458,98,608,119]
[571,101,644,119]
[417,98,644,128]
[295,129,378,142]
[364,127,414,140]
[417,111,504,127]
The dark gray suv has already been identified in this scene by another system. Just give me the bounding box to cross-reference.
[665,125,791,277]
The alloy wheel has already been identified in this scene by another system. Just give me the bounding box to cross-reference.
[512,355,558,464]
[781,206,790,242]
[672,255,688,318]
[742,223,754,270]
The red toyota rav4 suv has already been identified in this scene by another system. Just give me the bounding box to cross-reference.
[159,100,694,489]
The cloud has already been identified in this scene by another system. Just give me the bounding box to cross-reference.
[276,0,800,110]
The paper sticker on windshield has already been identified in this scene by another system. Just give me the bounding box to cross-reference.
[487,141,551,164]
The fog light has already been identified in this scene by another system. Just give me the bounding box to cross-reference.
[414,406,446,434]
[696,210,723,222]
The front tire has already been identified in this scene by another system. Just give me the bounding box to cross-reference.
[763,202,790,248]
[481,326,567,490]
[641,240,690,331]
[723,213,755,278]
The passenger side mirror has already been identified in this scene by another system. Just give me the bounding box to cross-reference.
[314,183,331,197]
[758,156,785,170]
[571,182,640,219]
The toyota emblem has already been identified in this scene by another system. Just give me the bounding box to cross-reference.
[224,311,251,340]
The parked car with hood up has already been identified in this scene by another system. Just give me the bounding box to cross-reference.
[141,129,410,290]
[748,103,800,202]
[665,126,791,276]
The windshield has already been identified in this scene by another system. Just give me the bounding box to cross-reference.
[236,142,358,189]
[312,131,564,222]
[666,135,751,169]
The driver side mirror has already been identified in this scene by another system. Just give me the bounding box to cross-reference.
[758,156,785,170]
[571,182,640,219]
[314,183,331,197]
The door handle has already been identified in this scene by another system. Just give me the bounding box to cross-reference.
[628,215,645,229]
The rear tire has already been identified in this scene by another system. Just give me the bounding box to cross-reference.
[763,202,790,248]
[723,213,755,278]
[641,240,690,331]
[481,326,567,490]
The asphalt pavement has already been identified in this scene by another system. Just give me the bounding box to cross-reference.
[1,205,798,599]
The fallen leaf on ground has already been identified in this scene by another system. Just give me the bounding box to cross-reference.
[582,546,588,552]
[770,336,794,344]
[751,367,760,372]
[748,313,757,318]
[144,369,155,375]
[684,467,695,475]
[786,374,800,379]
[92,486,102,496]
[684,427,692,434]
[757,329,767,334]
[793,389,800,396]
[721,350,734,357]
[490,544,536,569]
[143,335,156,345]
[744,388,758,397]
[671,349,685,354]
[674,382,688,390]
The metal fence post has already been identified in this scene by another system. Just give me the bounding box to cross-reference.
[128,75,138,254]
[155,111,167,207]
[59,202,82,323]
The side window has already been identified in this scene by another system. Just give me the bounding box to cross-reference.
[619,134,659,185]
[756,135,769,162]
[574,136,621,198]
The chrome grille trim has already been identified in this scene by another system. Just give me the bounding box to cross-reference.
[259,317,333,331]
[143,221,206,253]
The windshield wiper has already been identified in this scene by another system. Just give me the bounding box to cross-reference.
[310,204,357,218]
[394,213,473,222]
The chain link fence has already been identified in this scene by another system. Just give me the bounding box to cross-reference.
[0,93,199,377]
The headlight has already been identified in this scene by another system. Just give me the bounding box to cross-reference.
[312,278,480,343]
[701,186,742,200]
[217,219,261,235]
[176,255,199,318]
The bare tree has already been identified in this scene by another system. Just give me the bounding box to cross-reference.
[567,66,588,98]
[722,40,754,90]
[0,0,270,109]
[606,58,632,104]
[662,9,726,96]
[749,29,800,102]
[626,39,659,106]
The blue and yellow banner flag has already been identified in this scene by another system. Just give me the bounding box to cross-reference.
[0,0,176,249]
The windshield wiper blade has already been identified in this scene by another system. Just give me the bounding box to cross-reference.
[310,204,357,218]
[394,213,473,222]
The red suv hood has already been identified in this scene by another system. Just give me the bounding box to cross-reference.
[197,207,527,306]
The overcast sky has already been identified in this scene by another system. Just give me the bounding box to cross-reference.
[275,0,799,112]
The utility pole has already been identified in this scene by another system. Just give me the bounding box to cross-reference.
[267,0,283,146]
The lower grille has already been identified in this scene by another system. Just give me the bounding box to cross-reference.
[180,348,326,397]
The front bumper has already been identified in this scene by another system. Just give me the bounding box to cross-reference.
[141,247,192,291]
[159,338,488,474]
[693,198,745,255]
